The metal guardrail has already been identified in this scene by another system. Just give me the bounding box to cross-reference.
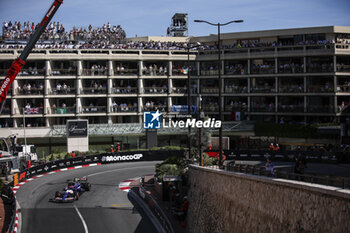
[139,185,174,233]
[226,163,350,189]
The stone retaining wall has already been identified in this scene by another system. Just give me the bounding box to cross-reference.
[187,165,350,233]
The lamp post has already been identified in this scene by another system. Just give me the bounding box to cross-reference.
[181,43,202,161]
[194,19,243,168]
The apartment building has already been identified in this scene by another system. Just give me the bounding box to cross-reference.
[0,26,349,150]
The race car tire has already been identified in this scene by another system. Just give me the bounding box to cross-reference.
[74,192,79,200]
[86,183,91,191]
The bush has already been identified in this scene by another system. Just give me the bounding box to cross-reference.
[155,156,187,180]
[203,153,219,166]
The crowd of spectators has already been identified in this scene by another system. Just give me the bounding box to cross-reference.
[226,100,248,111]
[2,20,344,51]
[84,64,108,75]
[112,83,136,94]
[17,82,43,95]
[224,64,247,75]
[251,63,275,74]
[278,63,304,73]
[82,81,107,94]
[144,84,168,94]
[112,101,137,112]
[142,64,167,76]
[54,82,73,94]
[144,101,167,111]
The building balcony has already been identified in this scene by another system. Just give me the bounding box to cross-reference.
[110,106,138,113]
[17,68,45,76]
[250,87,276,93]
[202,105,219,112]
[48,88,76,95]
[200,70,219,76]
[278,65,303,74]
[336,65,350,72]
[114,68,138,76]
[143,105,168,112]
[47,107,76,114]
[82,69,108,76]
[14,107,44,115]
[279,87,304,93]
[307,106,334,113]
[225,105,247,112]
[50,68,77,76]
[0,108,11,115]
[201,87,219,94]
[80,87,107,95]
[170,87,187,94]
[278,105,304,112]
[15,88,44,95]
[80,106,107,113]
[224,86,248,94]
[250,67,275,74]
[143,87,168,94]
[111,87,138,94]
[142,69,167,76]
[250,106,275,112]
[307,86,334,93]
[336,85,350,93]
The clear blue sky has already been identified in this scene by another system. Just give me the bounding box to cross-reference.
[0,0,349,37]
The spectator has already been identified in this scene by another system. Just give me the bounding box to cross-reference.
[265,158,274,175]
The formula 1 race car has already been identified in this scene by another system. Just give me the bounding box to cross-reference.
[50,189,79,203]
[49,177,91,203]
[66,177,92,192]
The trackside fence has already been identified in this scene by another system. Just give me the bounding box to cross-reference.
[226,163,350,189]
[139,185,174,233]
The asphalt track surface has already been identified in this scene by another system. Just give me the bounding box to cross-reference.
[15,161,159,233]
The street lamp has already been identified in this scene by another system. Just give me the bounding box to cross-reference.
[194,19,243,168]
[179,42,202,161]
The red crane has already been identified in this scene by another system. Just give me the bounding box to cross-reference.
[0,0,64,112]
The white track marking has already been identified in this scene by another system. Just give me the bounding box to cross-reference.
[74,205,89,233]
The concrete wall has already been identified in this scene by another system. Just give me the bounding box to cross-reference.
[187,165,350,233]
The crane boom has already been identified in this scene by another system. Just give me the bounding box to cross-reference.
[0,0,63,108]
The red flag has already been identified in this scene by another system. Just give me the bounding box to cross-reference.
[0,58,25,103]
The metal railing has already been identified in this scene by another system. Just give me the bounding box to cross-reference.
[226,163,350,189]
[139,185,174,233]
[114,68,138,75]
[17,68,45,76]
[82,69,108,76]
[111,87,138,94]
[80,87,107,94]
[80,106,107,113]
[16,87,44,95]
[50,68,77,76]
[110,106,137,112]
[49,88,76,95]
[143,87,168,94]
[48,107,75,114]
